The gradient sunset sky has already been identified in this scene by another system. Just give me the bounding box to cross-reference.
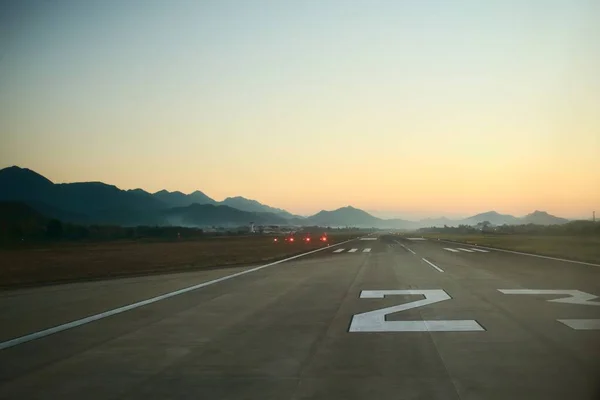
[1,0,598,219]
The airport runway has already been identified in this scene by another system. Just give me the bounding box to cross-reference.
[1,234,599,399]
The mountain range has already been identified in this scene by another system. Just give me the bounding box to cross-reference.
[0,166,571,228]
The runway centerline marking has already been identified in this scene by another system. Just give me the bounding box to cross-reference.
[333,248,345,253]
[444,248,460,253]
[348,248,358,253]
[422,258,444,272]
[0,238,357,351]
[396,241,416,254]
[457,248,475,253]
[363,248,371,253]
[470,248,489,253]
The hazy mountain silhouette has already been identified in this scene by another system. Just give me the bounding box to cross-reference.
[0,166,54,201]
[419,210,569,228]
[0,201,46,226]
[0,167,296,226]
[305,206,377,227]
[163,204,288,227]
[0,166,573,228]
[462,211,520,226]
[0,166,165,225]
[520,210,569,225]
[152,189,216,207]
[220,197,300,218]
[151,192,297,217]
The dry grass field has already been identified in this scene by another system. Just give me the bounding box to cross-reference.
[419,233,600,264]
[0,233,359,288]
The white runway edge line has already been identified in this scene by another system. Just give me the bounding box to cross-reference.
[0,238,357,351]
[422,258,444,273]
[436,239,600,267]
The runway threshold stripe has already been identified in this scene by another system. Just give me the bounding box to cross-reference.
[444,248,460,253]
[457,248,475,253]
[422,258,444,272]
[348,248,358,253]
[333,248,345,253]
[363,248,371,253]
[470,248,489,253]
[0,237,358,351]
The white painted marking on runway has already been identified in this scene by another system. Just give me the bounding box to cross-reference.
[457,248,475,253]
[499,289,600,330]
[404,246,416,255]
[557,319,600,330]
[396,241,416,254]
[444,248,460,253]
[498,289,600,306]
[360,238,377,241]
[422,258,444,272]
[348,248,358,253]
[469,248,489,253]
[349,290,483,332]
[0,238,357,351]
[407,238,427,241]
[436,239,600,267]
[333,248,345,253]
[363,248,371,253]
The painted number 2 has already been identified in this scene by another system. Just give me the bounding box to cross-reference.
[349,290,484,332]
[498,289,600,330]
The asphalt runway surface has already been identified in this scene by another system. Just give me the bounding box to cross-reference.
[1,234,599,399]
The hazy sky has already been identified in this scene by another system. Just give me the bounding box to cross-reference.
[1,0,598,219]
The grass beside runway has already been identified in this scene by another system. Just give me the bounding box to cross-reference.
[418,233,600,264]
[0,234,359,289]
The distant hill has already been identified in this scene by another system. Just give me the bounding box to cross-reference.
[163,204,288,227]
[0,201,47,241]
[0,166,573,229]
[463,211,520,226]
[0,166,54,201]
[418,210,569,228]
[520,210,569,225]
[220,196,300,219]
[151,192,299,218]
[305,206,388,228]
[0,166,294,226]
[0,166,165,225]
[0,166,165,216]
[0,201,46,226]
[152,189,216,207]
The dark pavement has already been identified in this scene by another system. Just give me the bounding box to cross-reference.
[1,234,599,399]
